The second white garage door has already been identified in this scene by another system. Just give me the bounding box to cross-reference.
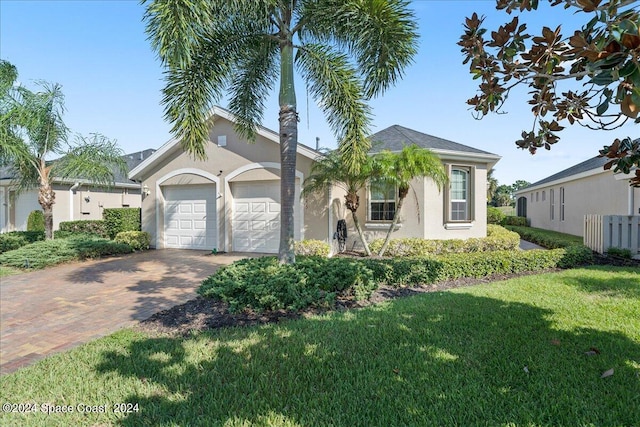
[232,180,299,253]
[164,185,217,250]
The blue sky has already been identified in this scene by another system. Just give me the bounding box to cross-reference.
[1,0,636,186]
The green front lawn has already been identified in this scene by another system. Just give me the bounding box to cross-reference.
[0,266,21,277]
[1,266,638,426]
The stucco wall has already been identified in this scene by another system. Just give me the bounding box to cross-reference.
[0,184,141,233]
[137,117,328,250]
[524,171,640,237]
[336,162,489,251]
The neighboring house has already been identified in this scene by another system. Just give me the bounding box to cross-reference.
[129,107,500,253]
[0,149,155,233]
[513,156,640,237]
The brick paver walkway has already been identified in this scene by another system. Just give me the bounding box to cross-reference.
[0,250,245,375]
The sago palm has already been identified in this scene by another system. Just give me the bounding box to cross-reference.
[0,60,127,239]
[373,144,447,257]
[302,150,375,256]
[143,0,418,263]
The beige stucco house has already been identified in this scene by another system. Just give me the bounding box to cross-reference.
[514,156,640,237]
[129,107,500,253]
[0,150,153,233]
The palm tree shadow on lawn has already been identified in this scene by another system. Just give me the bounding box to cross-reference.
[96,289,640,426]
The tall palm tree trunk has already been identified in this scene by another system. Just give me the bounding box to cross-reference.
[38,183,55,240]
[278,39,297,264]
[378,189,408,257]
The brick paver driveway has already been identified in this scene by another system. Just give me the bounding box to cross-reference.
[0,250,245,374]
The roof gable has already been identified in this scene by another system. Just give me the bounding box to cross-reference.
[369,125,497,156]
[129,106,321,180]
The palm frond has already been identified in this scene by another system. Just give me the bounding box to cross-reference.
[228,38,280,141]
[53,133,127,187]
[296,43,371,174]
[373,144,448,192]
[301,0,418,98]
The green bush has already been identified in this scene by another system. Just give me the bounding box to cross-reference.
[103,208,141,239]
[0,236,132,269]
[199,245,594,312]
[114,231,151,251]
[502,216,528,226]
[0,231,45,254]
[606,247,633,259]
[58,220,108,238]
[487,206,506,224]
[27,210,45,232]
[294,239,330,257]
[199,256,376,312]
[369,225,520,257]
[504,225,583,249]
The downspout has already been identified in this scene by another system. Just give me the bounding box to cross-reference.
[69,183,80,221]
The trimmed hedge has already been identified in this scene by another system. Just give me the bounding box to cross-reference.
[0,235,132,269]
[502,216,528,226]
[58,220,109,238]
[0,231,45,254]
[294,239,330,257]
[114,231,151,251]
[199,246,594,312]
[505,225,583,249]
[27,210,45,232]
[487,206,506,224]
[369,225,520,257]
[103,208,141,239]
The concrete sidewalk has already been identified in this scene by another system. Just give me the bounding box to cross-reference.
[519,239,546,250]
[0,250,245,374]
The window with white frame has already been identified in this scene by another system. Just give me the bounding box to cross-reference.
[550,188,555,220]
[450,168,470,221]
[369,182,396,221]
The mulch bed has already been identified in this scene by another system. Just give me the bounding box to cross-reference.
[135,269,557,337]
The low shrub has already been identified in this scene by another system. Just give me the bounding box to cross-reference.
[200,244,593,312]
[502,216,527,226]
[103,208,141,239]
[504,225,583,249]
[199,256,376,312]
[53,230,101,239]
[369,225,520,257]
[114,231,151,251]
[606,247,633,259]
[487,206,506,224]
[27,210,45,232]
[58,220,108,238]
[294,239,330,257]
[0,236,132,269]
[0,231,45,254]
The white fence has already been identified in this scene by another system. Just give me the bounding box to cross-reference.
[584,214,640,255]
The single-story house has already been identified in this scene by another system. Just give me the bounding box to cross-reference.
[0,150,155,233]
[129,106,500,253]
[514,156,640,238]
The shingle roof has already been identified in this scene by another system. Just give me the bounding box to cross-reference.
[368,125,497,156]
[522,156,609,190]
[0,149,156,185]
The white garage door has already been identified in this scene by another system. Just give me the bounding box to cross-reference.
[164,185,217,250]
[232,180,299,253]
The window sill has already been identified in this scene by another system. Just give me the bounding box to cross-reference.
[444,222,473,230]
[365,222,402,230]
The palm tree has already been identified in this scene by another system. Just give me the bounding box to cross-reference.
[0,60,127,239]
[143,0,418,264]
[302,150,375,256]
[487,168,498,205]
[373,144,447,257]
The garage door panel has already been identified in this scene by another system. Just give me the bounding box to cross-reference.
[164,185,217,250]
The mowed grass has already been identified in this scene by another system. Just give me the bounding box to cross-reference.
[0,266,21,277]
[1,266,638,426]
